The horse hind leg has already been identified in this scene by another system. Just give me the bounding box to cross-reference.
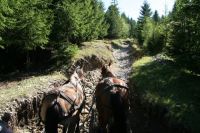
[45,115,58,133]
[45,121,58,133]
[98,112,108,133]
[45,106,59,133]
[63,116,80,133]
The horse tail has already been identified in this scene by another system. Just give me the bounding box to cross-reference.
[110,92,127,133]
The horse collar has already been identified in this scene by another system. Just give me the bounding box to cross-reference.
[103,78,129,91]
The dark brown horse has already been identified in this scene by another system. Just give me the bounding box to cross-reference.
[95,63,129,133]
[40,67,85,133]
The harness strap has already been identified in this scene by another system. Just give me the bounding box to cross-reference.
[104,84,129,92]
[59,91,77,106]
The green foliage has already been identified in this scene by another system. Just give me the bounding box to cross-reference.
[1,0,53,50]
[121,13,137,38]
[105,6,135,39]
[0,0,14,48]
[50,0,108,43]
[52,42,79,66]
[0,0,110,72]
[105,5,122,38]
[137,1,152,44]
[167,0,200,73]
[142,18,165,55]
[152,10,160,22]
[128,19,137,38]
[132,56,200,133]
[120,17,130,38]
[87,0,109,40]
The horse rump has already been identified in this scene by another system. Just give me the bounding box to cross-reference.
[109,92,128,133]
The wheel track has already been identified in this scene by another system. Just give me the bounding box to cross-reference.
[79,42,134,133]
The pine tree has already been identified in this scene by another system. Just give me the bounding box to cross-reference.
[137,1,152,45]
[129,19,137,38]
[105,4,122,38]
[50,0,108,43]
[0,0,15,49]
[153,10,160,23]
[86,0,108,40]
[1,0,53,50]
[167,0,200,73]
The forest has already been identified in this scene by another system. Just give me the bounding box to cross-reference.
[0,0,200,132]
[0,0,199,74]
[0,0,135,73]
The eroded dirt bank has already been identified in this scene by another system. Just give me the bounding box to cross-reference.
[0,40,188,133]
[0,40,134,133]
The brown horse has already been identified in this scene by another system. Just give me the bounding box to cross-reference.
[95,63,129,133]
[40,67,85,133]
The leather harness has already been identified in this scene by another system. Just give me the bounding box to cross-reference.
[96,78,129,110]
[103,78,129,91]
[48,77,85,120]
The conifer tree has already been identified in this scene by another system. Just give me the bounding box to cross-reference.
[167,0,200,73]
[1,0,53,50]
[137,1,152,44]
[105,4,122,38]
[153,10,160,23]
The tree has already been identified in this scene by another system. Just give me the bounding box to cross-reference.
[142,18,165,55]
[167,0,200,73]
[105,5,122,38]
[121,13,134,38]
[128,19,137,38]
[86,0,109,40]
[137,1,152,45]
[153,10,160,23]
[50,0,108,43]
[1,0,53,50]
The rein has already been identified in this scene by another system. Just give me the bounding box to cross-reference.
[81,89,96,124]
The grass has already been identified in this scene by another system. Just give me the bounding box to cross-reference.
[111,39,125,47]
[73,40,114,62]
[0,39,114,110]
[0,72,66,109]
[131,55,200,133]
[0,40,114,106]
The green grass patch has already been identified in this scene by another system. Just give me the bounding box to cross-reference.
[131,56,200,133]
[111,39,124,47]
[73,40,114,62]
[0,72,66,109]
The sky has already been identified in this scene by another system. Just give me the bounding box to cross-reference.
[102,0,176,20]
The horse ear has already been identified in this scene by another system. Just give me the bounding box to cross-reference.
[108,60,112,66]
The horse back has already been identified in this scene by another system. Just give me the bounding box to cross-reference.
[40,85,84,123]
[95,77,129,111]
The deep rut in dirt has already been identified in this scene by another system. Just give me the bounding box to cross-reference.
[112,43,133,81]
[0,41,134,133]
[79,42,134,133]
